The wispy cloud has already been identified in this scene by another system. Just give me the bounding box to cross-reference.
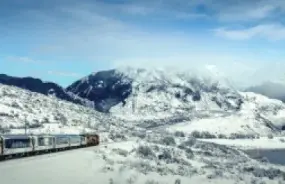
[5,56,40,64]
[214,24,285,40]
[47,71,81,77]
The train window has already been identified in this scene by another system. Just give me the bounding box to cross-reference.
[38,137,54,146]
[5,138,31,148]
[38,137,45,146]
[47,137,53,145]
[0,139,2,153]
[56,137,69,145]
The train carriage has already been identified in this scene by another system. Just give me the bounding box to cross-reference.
[0,133,99,160]
[69,134,83,148]
[0,135,34,156]
[54,135,70,149]
[32,135,55,152]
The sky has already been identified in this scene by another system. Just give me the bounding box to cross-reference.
[1,0,285,88]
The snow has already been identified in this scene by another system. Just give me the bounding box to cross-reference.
[167,112,272,137]
[1,138,285,184]
[199,137,285,150]
[0,84,116,135]
[2,68,285,183]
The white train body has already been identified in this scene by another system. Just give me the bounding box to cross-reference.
[33,136,55,151]
[1,135,34,155]
[0,133,99,159]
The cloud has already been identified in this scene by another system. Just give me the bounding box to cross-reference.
[246,81,285,102]
[47,71,81,77]
[1,0,285,88]
[214,24,285,40]
[5,56,40,64]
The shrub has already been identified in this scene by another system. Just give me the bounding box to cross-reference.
[158,150,172,161]
[174,131,185,137]
[113,148,128,157]
[137,145,155,159]
[218,134,227,139]
[174,179,181,184]
[145,180,160,184]
[161,136,176,146]
[267,134,274,139]
[191,131,216,139]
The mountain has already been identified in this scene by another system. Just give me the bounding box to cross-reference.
[0,74,94,108]
[1,83,285,184]
[65,67,285,137]
[66,69,132,112]
[0,83,114,134]
[246,81,285,102]
[66,67,244,113]
[2,67,285,137]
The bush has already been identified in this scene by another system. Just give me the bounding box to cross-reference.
[174,131,185,137]
[229,133,256,139]
[267,134,274,139]
[109,131,127,141]
[113,148,128,157]
[145,180,160,184]
[218,134,227,139]
[174,179,181,184]
[137,145,155,159]
[191,131,201,138]
[244,166,285,180]
[158,150,172,161]
[161,136,176,146]
[191,131,216,139]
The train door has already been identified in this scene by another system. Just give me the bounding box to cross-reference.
[0,138,3,155]
[31,136,36,151]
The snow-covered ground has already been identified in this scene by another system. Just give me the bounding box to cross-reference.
[199,137,285,150]
[1,137,285,184]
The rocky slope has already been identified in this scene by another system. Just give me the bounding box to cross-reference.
[66,69,132,112]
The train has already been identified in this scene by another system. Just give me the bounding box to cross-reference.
[0,133,99,160]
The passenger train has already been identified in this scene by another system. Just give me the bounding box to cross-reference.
[0,133,99,160]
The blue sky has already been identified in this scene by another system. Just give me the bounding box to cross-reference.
[1,0,285,87]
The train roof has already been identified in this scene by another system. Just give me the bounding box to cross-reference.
[0,134,31,139]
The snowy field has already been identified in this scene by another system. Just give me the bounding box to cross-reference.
[1,138,285,184]
[199,137,285,150]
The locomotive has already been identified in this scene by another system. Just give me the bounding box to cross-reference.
[0,133,99,160]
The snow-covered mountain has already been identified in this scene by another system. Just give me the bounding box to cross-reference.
[0,83,113,134]
[101,67,285,137]
[0,74,95,109]
[2,79,285,183]
[3,67,285,138]
[66,69,132,112]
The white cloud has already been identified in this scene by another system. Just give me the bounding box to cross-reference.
[6,0,284,88]
[5,56,40,63]
[214,24,285,40]
[47,71,81,77]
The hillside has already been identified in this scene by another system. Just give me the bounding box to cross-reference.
[66,69,132,112]
[0,83,111,134]
[106,67,285,137]
[0,74,94,109]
